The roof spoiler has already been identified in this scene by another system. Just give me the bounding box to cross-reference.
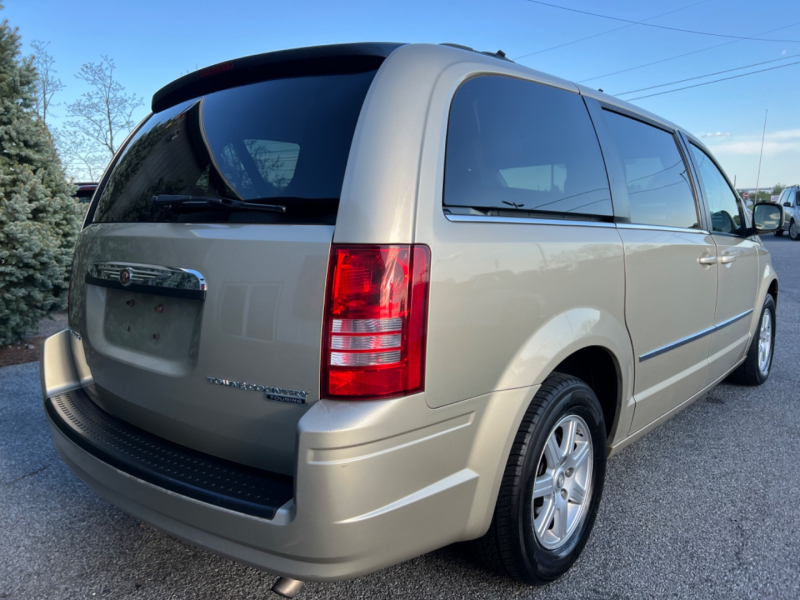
[152,42,404,113]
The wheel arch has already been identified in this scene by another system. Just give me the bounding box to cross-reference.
[768,277,778,305]
[463,310,635,541]
[493,307,635,447]
[551,346,622,441]
[466,343,626,543]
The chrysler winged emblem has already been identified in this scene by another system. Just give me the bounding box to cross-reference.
[87,262,207,301]
[119,267,133,286]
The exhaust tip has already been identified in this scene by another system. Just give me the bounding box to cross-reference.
[272,577,304,598]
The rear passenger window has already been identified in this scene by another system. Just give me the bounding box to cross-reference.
[603,111,699,230]
[688,143,743,234]
[444,76,612,219]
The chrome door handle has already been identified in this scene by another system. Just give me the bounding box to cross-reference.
[697,255,718,265]
[719,255,736,264]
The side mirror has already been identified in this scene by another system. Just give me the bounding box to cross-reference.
[751,202,783,234]
[784,202,792,208]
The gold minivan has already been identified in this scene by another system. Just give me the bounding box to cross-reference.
[41,42,783,596]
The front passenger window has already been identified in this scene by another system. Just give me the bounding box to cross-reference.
[688,144,743,235]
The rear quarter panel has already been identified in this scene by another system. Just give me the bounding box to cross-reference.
[421,219,632,419]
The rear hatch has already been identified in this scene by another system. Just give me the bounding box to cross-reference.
[69,52,385,476]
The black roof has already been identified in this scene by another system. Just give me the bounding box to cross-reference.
[152,42,404,113]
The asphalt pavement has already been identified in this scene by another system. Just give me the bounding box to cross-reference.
[1,235,799,600]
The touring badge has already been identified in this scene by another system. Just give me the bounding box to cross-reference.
[206,377,308,405]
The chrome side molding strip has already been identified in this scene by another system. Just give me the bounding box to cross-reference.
[86,262,207,301]
[443,214,712,234]
[640,309,754,362]
[444,214,616,228]
[616,223,711,235]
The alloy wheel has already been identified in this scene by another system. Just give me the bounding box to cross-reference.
[758,309,773,376]
[531,414,593,550]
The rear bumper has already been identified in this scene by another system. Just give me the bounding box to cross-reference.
[46,387,293,519]
[42,329,535,581]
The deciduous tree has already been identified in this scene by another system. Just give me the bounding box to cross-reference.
[66,55,142,159]
[30,39,64,126]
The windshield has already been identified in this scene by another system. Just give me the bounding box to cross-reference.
[88,70,377,224]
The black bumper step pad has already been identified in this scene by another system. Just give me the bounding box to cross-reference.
[46,387,293,520]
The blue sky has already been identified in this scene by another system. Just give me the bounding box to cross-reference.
[5,0,799,187]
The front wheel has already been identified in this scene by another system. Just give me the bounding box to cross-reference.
[789,220,799,241]
[729,295,776,386]
[471,373,606,584]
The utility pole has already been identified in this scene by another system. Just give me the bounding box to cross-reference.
[755,109,768,200]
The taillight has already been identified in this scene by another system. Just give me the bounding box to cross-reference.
[322,244,430,399]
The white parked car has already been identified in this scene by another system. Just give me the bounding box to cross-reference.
[774,185,800,240]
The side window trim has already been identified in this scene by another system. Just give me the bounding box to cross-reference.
[583,97,630,223]
[682,134,747,237]
[675,131,712,233]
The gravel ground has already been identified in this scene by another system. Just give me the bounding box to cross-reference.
[1,236,798,600]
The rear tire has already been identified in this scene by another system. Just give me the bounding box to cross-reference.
[471,373,606,584]
[789,220,799,241]
[728,294,776,386]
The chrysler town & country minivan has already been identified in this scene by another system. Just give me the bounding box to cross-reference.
[41,43,783,596]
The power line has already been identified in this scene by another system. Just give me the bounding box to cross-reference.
[514,0,709,60]
[616,52,800,96]
[524,0,800,43]
[579,22,800,83]
[627,60,800,100]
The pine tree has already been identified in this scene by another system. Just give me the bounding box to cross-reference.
[0,14,83,345]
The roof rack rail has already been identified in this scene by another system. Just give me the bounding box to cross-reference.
[440,43,513,63]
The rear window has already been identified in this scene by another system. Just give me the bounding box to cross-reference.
[88,70,377,225]
[444,75,612,220]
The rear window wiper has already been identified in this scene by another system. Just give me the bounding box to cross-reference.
[151,194,286,213]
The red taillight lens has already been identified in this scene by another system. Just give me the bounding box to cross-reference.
[322,245,430,399]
